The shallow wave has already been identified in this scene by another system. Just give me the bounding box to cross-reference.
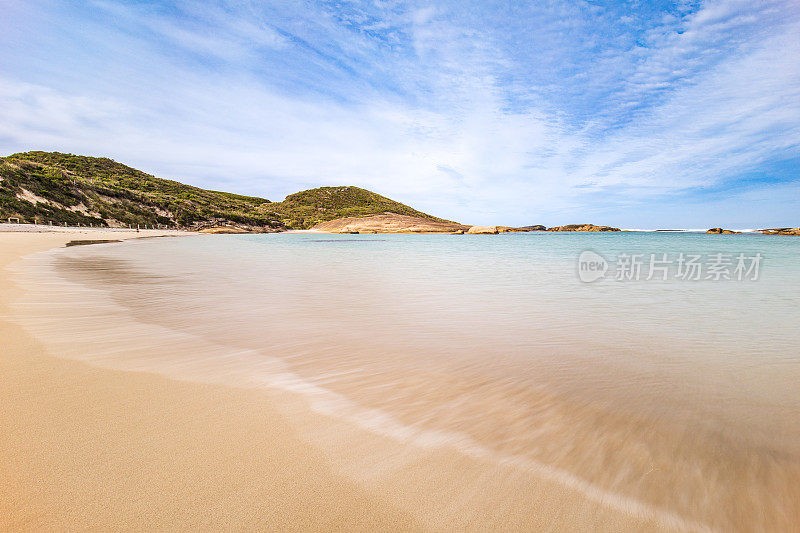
[7,233,800,530]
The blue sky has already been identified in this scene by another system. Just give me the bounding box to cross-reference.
[1,0,798,227]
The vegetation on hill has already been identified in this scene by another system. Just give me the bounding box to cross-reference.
[0,152,282,229]
[0,152,444,230]
[270,186,446,229]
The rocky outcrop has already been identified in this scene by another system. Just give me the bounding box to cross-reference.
[706,228,741,234]
[466,224,619,234]
[464,225,549,234]
[548,224,621,232]
[760,227,800,235]
[466,225,499,234]
[310,213,469,233]
[515,225,547,231]
[491,226,545,232]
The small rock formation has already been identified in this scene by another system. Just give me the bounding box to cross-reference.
[466,225,500,234]
[310,213,469,233]
[706,228,740,234]
[515,225,547,231]
[548,224,621,232]
[760,227,800,235]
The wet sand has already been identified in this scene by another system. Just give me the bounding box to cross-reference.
[0,230,742,531]
[0,231,416,530]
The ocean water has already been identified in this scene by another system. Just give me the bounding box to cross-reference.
[9,231,800,530]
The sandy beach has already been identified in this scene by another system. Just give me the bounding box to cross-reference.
[0,230,417,530]
[0,229,671,532]
[3,0,798,527]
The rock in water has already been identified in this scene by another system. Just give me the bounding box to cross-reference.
[706,228,740,234]
[466,226,500,234]
[760,227,800,235]
[516,225,546,231]
[548,224,621,232]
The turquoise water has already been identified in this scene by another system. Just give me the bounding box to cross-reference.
[11,231,800,530]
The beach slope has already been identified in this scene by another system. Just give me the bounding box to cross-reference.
[0,230,416,530]
[0,229,661,531]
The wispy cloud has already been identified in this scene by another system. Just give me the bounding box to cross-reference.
[0,0,798,226]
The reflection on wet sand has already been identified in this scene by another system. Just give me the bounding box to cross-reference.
[9,233,800,530]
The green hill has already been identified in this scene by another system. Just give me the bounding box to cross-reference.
[0,152,444,230]
[272,186,446,229]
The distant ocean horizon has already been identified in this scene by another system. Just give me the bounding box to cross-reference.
[620,228,763,232]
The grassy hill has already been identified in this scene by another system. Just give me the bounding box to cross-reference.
[0,151,444,230]
[272,186,446,229]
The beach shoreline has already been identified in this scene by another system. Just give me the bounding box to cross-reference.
[0,230,420,530]
[0,230,668,531]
